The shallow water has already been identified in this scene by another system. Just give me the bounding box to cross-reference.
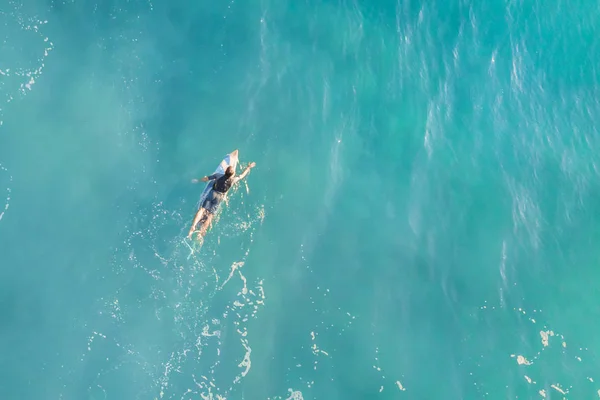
[1,0,600,399]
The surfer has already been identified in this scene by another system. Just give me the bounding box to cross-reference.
[187,161,257,241]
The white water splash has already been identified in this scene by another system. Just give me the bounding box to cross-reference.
[482,303,600,397]
[0,164,11,222]
[101,187,267,399]
[0,5,54,125]
[0,6,51,224]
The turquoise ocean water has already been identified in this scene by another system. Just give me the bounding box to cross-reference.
[1,0,600,399]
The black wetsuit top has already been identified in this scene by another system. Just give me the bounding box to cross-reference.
[209,174,235,194]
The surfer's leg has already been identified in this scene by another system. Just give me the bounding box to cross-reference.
[195,191,221,240]
[198,214,214,237]
[188,208,205,238]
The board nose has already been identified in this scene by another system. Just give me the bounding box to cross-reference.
[231,149,239,158]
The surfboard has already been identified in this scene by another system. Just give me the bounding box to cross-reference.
[196,149,239,210]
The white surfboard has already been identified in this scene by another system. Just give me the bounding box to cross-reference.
[196,149,239,209]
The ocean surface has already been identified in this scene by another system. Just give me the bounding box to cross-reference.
[1,0,600,399]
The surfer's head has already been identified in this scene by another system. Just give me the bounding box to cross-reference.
[225,166,235,178]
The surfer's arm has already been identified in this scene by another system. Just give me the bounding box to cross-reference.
[234,162,256,183]
[192,174,218,183]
